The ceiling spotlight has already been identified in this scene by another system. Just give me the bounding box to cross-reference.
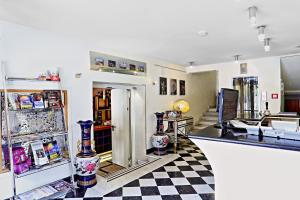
[189,61,195,68]
[264,38,271,52]
[248,6,258,27]
[234,55,241,64]
[257,25,266,42]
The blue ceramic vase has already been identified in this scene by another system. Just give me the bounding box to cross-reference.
[151,112,169,155]
[75,120,100,189]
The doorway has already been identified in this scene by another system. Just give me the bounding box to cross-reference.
[92,82,147,179]
[281,55,300,114]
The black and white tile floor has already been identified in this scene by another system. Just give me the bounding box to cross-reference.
[61,139,215,200]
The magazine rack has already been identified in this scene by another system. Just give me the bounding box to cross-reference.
[0,66,75,199]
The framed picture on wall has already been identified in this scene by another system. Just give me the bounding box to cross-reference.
[159,77,167,95]
[179,80,185,95]
[170,79,177,95]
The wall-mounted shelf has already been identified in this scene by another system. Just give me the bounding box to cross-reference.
[6,77,60,82]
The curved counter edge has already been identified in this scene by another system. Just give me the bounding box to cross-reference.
[190,138,300,200]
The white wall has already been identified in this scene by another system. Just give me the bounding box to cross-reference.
[187,57,282,114]
[0,20,189,153]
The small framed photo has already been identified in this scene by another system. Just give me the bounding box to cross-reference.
[159,77,167,95]
[170,79,177,95]
[95,57,105,66]
[118,61,127,69]
[129,64,136,71]
[138,65,145,72]
[108,60,116,67]
[179,80,185,95]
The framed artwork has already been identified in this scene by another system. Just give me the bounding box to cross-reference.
[159,77,167,95]
[170,79,177,95]
[180,80,185,95]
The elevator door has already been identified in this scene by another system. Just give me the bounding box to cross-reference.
[111,89,131,168]
[233,77,259,119]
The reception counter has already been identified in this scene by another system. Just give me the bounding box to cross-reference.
[189,126,300,200]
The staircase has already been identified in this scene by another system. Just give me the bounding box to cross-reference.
[194,107,218,130]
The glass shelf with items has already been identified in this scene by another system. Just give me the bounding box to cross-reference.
[11,130,70,177]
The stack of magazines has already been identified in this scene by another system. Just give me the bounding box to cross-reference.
[18,180,71,200]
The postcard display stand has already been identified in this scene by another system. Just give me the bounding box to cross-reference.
[0,70,75,199]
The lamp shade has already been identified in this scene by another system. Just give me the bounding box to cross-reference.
[173,100,190,113]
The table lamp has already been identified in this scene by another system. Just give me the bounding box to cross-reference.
[173,100,190,114]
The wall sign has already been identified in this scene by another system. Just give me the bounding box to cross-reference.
[90,51,147,76]
[240,63,248,74]
[271,93,279,99]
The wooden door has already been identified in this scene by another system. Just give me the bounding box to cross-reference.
[285,99,300,113]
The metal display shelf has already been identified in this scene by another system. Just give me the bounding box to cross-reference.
[11,131,68,144]
[0,65,75,198]
[15,158,70,178]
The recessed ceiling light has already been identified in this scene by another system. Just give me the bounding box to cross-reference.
[198,30,208,37]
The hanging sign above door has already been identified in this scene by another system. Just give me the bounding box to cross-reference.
[90,51,147,76]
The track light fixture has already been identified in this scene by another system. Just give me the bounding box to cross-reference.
[264,38,271,52]
[234,55,241,64]
[189,61,194,68]
[257,26,266,42]
[248,6,258,27]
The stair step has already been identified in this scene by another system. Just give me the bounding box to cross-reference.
[202,116,218,121]
[208,108,217,112]
[204,112,218,117]
[199,121,216,126]
[193,125,208,130]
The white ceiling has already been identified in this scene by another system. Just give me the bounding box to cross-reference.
[0,0,300,66]
[281,55,300,91]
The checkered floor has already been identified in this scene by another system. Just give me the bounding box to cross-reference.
[62,139,215,200]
